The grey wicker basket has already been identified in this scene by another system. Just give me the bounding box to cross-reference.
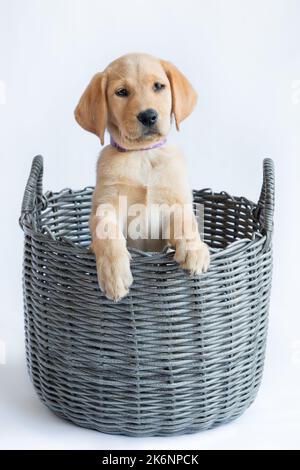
[19,155,274,437]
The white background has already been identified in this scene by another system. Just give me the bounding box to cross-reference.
[0,0,299,450]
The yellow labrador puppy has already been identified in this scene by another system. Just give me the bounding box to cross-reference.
[75,53,209,301]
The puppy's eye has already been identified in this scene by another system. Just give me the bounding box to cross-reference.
[115,88,129,97]
[153,82,165,92]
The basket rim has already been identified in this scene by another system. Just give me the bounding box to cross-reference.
[20,156,275,256]
[20,185,267,262]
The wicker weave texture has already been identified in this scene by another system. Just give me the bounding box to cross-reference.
[20,156,274,436]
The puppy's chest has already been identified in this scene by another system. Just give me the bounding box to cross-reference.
[114,157,175,205]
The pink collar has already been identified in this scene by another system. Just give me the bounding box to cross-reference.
[110,135,167,152]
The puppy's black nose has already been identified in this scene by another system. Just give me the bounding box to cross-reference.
[137,109,158,127]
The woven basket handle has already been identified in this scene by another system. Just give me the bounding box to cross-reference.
[20,155,44,224]
[257,158,275,247]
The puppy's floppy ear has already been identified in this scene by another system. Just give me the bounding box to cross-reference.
[161,60,197,131]
[74,72,107,145]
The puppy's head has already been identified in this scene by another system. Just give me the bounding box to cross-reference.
[75,53,197,149]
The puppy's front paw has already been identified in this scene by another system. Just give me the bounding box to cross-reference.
[97,252,133,301]
[174,240,210,275]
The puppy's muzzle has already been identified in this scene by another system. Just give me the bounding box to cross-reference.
[137,108,158,127]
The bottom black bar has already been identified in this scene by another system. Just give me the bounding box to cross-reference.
[0,450,222,465]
